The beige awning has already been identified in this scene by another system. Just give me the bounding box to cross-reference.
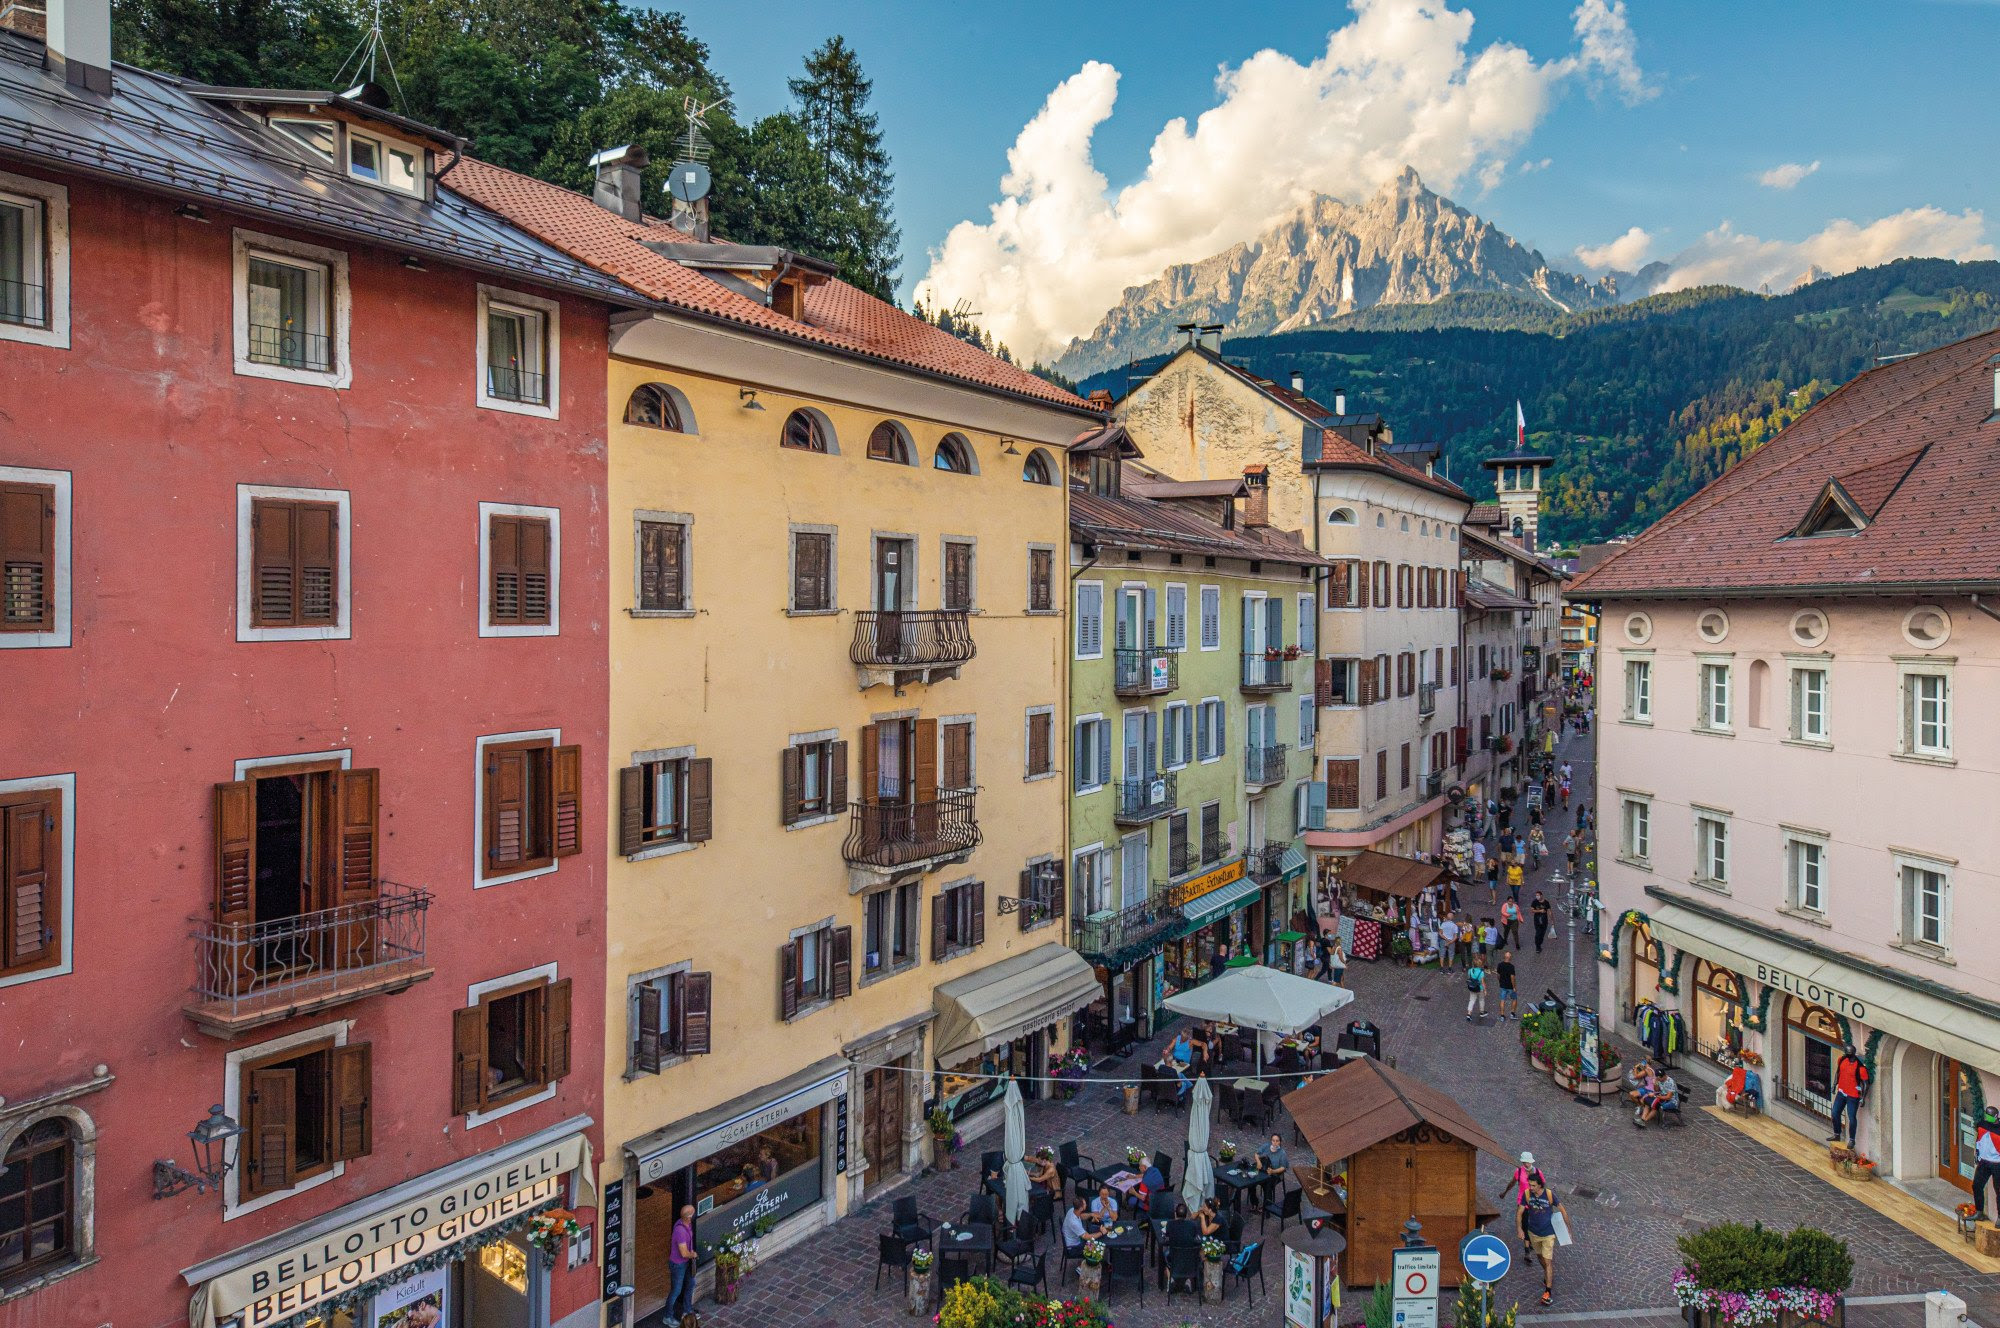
[932,943,1101,1067]
[1647,898,2000,1077]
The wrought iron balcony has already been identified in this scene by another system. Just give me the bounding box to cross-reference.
[1424,771,1445,798]
[850,610,976,687]
[183,882,434,1038]
[1243,743,1289,788]
[843,790,981,871]
[485,362,549,405]
[1112,771,1176,825]
[1418,681,1439,716]
[1247,841,1292,881]
[248,323,333,372]
[1241,651,1293,693]
[1073,897,1178,967]
[1168,840,1196,877]
[1113,648,1177,696]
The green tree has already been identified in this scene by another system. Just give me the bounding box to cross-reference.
[786,36,899,298]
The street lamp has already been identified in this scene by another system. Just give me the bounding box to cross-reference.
[1550,869,1574,1029]
[152,1103,245,1200]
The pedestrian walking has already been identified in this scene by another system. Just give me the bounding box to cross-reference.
[1531,891,1551,953]
[1519,1175,1569,1306]
[1500,897,1522,948]
[1485,858,1501,904]
[1329,936,1347,987]
[1505,861,1524,899]
[1559,780,1571,809]
[667,1203,697,1324]
[1497,951,1519,1019]
[1465,959,1487,1021]
[1456,915,1476,969]
[1828,1043,1870,1147]
[1472,838,1487,876]
[1438,915,1459,972]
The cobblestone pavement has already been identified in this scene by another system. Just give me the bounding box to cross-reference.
[675,727,2000,1326]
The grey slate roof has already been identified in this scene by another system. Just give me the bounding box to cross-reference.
[0,31,644,306]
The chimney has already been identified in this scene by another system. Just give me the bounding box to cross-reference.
[1198,323,1224,353]
[0,2,47,40]
[1087,389,1114,412]
[589,144,648,224]
[1242,465,1269,528]
[45,0,108,93]
[1333,389,1347,416]
[1290,369,1305,395]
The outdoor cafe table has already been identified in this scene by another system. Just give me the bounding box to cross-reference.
[1232,1077,1269,1094]
[933,1221,995,1274]
[1214,1163,1270,1212]
[1094,1166,1145,1209]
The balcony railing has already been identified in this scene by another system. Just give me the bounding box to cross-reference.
[1418,681,1438,716]
[850,610,976,670]
[184,882,433,1037]
[247,323,333,372]
[843,790,981,870]
[1244,743,1289,787]
[1073,897,1177,966]
[1241,651,1293,692]
[485,363,550,405]
[1113,771,1176,824]
[0,278,47,328]
[1168,840,1196,877]
[1424,771,1445,798]
[1247,841,1292,881]
[1113,648,1177,696]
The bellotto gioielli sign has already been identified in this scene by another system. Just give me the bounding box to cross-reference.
[1753,962,1866,1021]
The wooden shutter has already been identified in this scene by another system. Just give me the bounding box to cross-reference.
[519,517,552,624]
[793,532,829,611]
[248,1067,297,1196]
[452,1004,487,1115]
[331,1043,372,1161]
[542,977,573,1083]
[1169,813,1188,866]
[489,515,522,624]
[1399,743,1410,789]
[1358,660,1376,706]
[2,795,57,971]
[1450,646,1460,684]
[638,520,683,611]
[779,942,800,1020]
[828,740,849,813]
[944,542,972,610]
[1030,548,1053,611]
[1017,868,1035,932]
[913,718,939,801]
[1315,658,1333,705]
[859,725,880,805]
[619,765,644,855]
[485,747,527,872]
[1356,562,1370,609]
[294,503,338,625]
[334,768,380,906]
[1049,859,1066,923]
[932,893,950,958]
[685,757,713,843]
[635,982,664,1074]
[552,744,582,857]
[1375,750,1388,800]
[781,745,805,824]
[941,722,972,790]
[0,482,55,631]
[1027,712,1050,776]
[969,882,986,947]
[1454,725,1469,764]
[213,781,256,926]
[683,971,712,1055]
[831,925,853,998]
[251,499,297,627]
[1327,759,1359,810]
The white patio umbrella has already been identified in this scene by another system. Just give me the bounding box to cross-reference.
[1160,963,1354,1080]
[1181,1074,1215,1210]
[1001,1078,1030,1225]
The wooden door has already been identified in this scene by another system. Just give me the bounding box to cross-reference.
[875,540,906,650]
[865,1066,905,1192]
[1346,1143,1412,1287]
[1940,1058,1976,1191]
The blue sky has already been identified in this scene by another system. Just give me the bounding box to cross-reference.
[678,1,1998,356]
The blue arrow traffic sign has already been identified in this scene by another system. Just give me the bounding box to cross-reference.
[1459,1231,1512,1284]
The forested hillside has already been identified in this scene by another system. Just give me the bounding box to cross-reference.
[1079,259,2000,543]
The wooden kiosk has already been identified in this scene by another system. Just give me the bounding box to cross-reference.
[1283,1057,1509,1288]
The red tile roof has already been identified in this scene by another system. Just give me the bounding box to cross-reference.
[445,158,1094,413]
[1569,327,2000,598]
[1070,486,1329,567]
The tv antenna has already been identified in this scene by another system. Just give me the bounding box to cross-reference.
[669,95,723,205]
[333,0,407,110]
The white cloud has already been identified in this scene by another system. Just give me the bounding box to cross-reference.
[916,0,1651,361]
[1520,157,1554,173]
[1657,207,1994,291]
[1758,160,1820,190]
[1574,226,1654,270]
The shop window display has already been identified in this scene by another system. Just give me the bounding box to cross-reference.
[1782,998,1841,1118]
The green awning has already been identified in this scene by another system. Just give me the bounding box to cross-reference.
[1275,931,1307,943]
[1226,955,1257,968]
[1278,843,1308,882]
[1179,875,1262,932]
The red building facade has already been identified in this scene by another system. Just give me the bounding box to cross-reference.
[0,27,628,1328]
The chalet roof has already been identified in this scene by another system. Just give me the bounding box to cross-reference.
[0,32,640,306]
[1465,580,1536,613]
[1569,328,2000,598]
[1464,503,1503,527]
[1070,487,1328,568]
[1124,475,1249,500]
[1336,850,1445,898]
[447,156,1096,414]
[1285,1057,1511,1165]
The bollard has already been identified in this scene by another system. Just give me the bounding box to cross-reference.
[1926,1289,1967,1328]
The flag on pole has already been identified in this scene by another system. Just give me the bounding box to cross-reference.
[1516,400,1527,449]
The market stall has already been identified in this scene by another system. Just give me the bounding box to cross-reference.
[1327,851,1447,962]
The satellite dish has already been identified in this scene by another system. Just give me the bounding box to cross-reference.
[669,161,711,205]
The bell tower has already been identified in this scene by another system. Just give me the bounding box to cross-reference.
[1482,450,1554,551]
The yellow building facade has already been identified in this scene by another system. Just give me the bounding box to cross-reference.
[597,309,1097,1322]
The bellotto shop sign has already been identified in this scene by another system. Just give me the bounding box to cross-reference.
[1753,961,1867,1021]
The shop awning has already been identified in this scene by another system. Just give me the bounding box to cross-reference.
[630,1056,850,1183]
[1181,874,1262,929]
[932,943,1100,1067]
[1645,892,2000,1078]
[1336,850,1446,898]
[1277,843,1309,881]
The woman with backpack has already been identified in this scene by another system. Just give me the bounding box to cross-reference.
[1465,958,1487,1021]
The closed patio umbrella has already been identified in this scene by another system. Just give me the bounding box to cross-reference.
[1001,1078,1030,1224]
[1182,1074,1215,1210]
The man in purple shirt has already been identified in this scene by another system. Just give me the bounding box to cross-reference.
[667,1203,696,1323]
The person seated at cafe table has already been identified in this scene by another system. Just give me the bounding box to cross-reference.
[1028,1148,1062,1196]
[1062,1195,1100,1251]
[1255,1132,1289,1174]
[1134,1157,1168,1210]
[1088,1186,1119,1229]
[1188,1023,1212,1076]
[1196,1197,1224,1239]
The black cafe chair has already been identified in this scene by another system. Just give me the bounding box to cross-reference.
[1106,1242,1147,1304]
[1165,1243,1204,1301]
[1006,1250,1051,1297]
[1263,1184,1302,1234]
[875,1232,912,1292]
[1223,1238,1266,1304]
[965,1193,998,1227]
[1058,1140,1097,1197]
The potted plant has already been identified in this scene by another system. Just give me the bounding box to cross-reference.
[1053,1046,1090,1101]
[1218,1140,1238,1165]
[1453,1280,1520,1326]
[1673,1222,1850,1328]
[526,1208,582,1269]
[1283,644,1303,660]
[1264,647,1283,662]
[1125,1145,1147,1169]
[1389,931,1415,966]
[1078,1239,1106,1296]
[929,1106,958,1169]
[711,1232,748,1304]
[907,1246,935,1316]
[1201,1235,1229,1302]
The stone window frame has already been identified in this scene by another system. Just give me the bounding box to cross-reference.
[630,508,695,619]
[0,1087,102,1304]
[623,959,693,1081]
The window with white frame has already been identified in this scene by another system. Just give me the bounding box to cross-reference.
[1694,812,1730,887]
[1074,846,1112,917]
[0,465,72,649]
[1623,656,1652,723]
[1786,835,1826,914]
[1322,658,1359,705]
[1163,701,1192,769]
[1900,859,1950,950]
[477,285,559,417]
[1698,660,1732,731]
[1199,585,1221,650]
[1195,698,1225,761]
[1621,796,1651,864]
[479,502,560,637]
[1165,583,1187,652]
[1789,665,1828,743]
[1119,833,1148,909]
[1299,694,1316,746]
[1075,581,1104,659]
[346,128,424,196]
[1902,666,1951,758]
[234,230,349,387]
[0,169,69,349]
[1073,716,1110,793]
[1297,593,1316,653]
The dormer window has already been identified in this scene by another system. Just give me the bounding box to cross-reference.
[771,277,805,320]
[347,130,422,196]
[1793,481,1867,538]
[271,117,336,163]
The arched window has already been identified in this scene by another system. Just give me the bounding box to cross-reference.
[934,433,978,474]
[1326,507,1356,525]
[623,383,693,432]
[1400,516,1410,531]
[782,408,832,454]
[1747,659,1770,729]
[1,1118,75,1282]
[1783,996,1844,1117]
[1690,961,1744,1062]
[1022,449,1056,485]
[1376,513,1386,528]
[867,420,915,465]
[1629,922,1661,1012]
